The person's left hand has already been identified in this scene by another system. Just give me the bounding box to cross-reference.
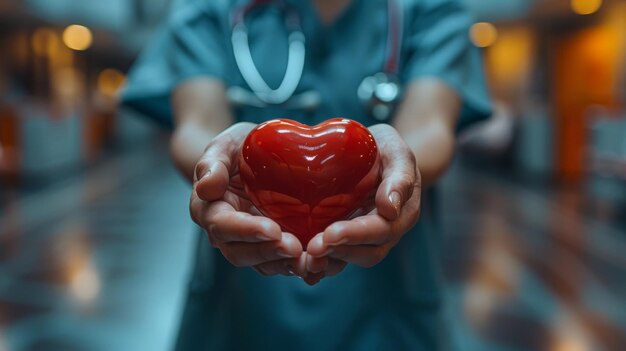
[304,124,422,285]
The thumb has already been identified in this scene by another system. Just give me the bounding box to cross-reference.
[194,157,231,201]
[370,124,420,221]
[194,123,257,201]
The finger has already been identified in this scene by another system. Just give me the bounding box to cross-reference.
[303,257,347,285]
[321,195,421,249]
[305,248,347,277]
[327,244,389,268]
[195,123,255,201]
[220,233,303,267]
[324,259,347,277]
[306,255,328,274]
[308,193,421,258]
[369,124,421,221]
[322,215,394,247]
[189,190,208,226]
[253,258,299,276]
[305,233,326,257]
[304,272,325,286]
[307,218,388,257]
[306,216,391,256]
[204,201,281,242]
[293,252,309,278]
[194,154,232,202]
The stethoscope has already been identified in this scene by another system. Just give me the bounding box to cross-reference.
[228,0,403,121]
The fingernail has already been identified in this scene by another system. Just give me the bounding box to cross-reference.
[306,259,314,272]
[389,191,401,216]
[195,164,210,181]
[201,170,211,180]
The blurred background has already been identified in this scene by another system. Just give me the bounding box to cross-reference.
[0,0,625,350]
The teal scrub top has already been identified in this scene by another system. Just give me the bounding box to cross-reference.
[122,0,491,350]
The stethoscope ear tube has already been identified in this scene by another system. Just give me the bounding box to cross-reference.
[228,86,321,111]
[231,23,306,105]
[228,86,266,108]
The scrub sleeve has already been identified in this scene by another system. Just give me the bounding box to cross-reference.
[401,0,492,130]
[121,2,230,128]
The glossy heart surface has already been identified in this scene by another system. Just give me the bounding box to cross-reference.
[239,118,380,246]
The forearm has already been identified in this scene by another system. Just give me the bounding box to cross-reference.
[401,120,455,188]
[170,78,234,182]
[392,79,461,188]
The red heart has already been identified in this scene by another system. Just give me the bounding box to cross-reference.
[239,118,380,246]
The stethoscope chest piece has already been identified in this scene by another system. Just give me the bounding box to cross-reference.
[358,72,402,122]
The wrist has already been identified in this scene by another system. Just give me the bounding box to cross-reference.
[170,121,218,182]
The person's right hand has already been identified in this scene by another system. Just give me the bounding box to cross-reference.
[190,122,306,277]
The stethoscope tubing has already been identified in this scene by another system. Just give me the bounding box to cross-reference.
[230,0,403,112]
[231,25,306,105]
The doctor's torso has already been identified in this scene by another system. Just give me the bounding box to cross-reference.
[170,0,401,126]
[122,1,492,348]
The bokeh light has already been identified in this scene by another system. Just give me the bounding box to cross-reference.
[62,24,93,51]
[470,22,498,48]
[571,0,602,15]
[551,313,593,351]
[0,331,6,351]
[53,67,85,102]
[31,27,58,56]
[97,68,126,97]
[70,264,101,304]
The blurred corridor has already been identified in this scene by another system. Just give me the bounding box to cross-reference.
[0,130,196,350]
[1,0,626,350]
[440,160,626,351]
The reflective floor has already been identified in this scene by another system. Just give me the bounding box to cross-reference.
[0,137,196,351]
[0,134,625,351]
[441,160,626,351]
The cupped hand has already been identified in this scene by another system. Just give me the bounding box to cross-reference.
[190,122,307,277]
[304,124,422,285]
